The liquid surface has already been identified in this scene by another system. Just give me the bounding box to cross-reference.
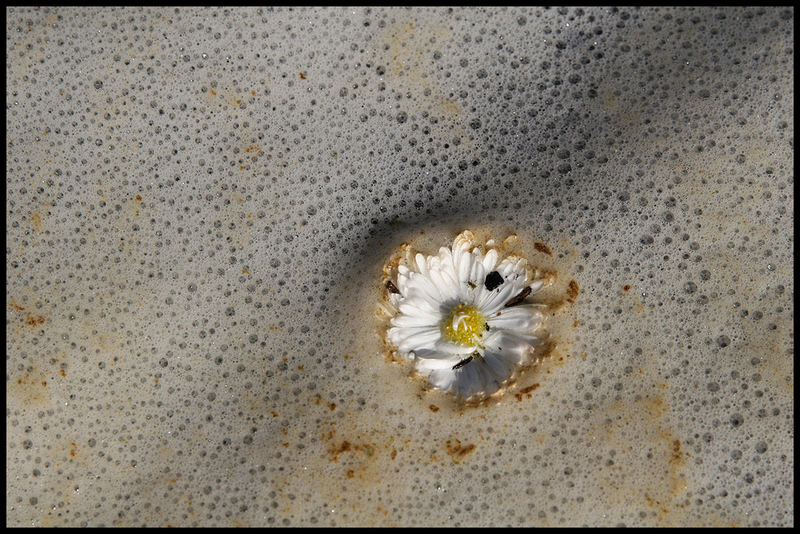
[6,6,793,527]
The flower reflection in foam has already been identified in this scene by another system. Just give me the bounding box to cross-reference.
[384,231,548,401]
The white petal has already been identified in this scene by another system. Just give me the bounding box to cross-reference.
[478,280,517,315]
[481,350,515,381]
[396,328,443,354]
[388,325,440,344]
[434,338,480,355]
[415,253,430,277]
[456,361,499,399]
[487,305,543,332]
[391,313,441,328]
[427,368,457,392]
[398,294,439,316]
[483,330,537,364]
[497,255,527,278]
[428,263,459,300]
[405,275,444,307]
[468,250,486,283]
[482,248,499,272]
[415,354,465,372]
[529,278,544,294]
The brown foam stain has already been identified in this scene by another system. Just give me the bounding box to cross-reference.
[566,280,579,303]
[30,211,44,233]
[444,438,476,463]
[587,378,708,526]
[533,242,553,256]
[267,413,409,527]
[8,298,47,332]
[382,20,470,142]
[514,383,540,401]
[313,393,337,412]
[25,313,46,327]
[7,364,51,409]
[740,317,793,397]
[204,84,248,111]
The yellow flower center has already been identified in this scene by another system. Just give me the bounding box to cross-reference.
[441,303,486,347]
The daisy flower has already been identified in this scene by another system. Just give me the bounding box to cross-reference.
[383,231,548,401]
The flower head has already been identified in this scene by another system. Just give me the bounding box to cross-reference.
[383,231,548,401]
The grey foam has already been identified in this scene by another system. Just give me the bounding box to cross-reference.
[6,6,793,527]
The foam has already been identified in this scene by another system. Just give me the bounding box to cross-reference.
[6,6,793,527]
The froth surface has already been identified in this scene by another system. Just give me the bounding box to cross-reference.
[6,6,793,527]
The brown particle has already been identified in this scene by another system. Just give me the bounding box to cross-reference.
[505,286,532,307]
[533,242,552,256]
[299,72,307,80]
[445,439,476,460]
[428,404,439,413]
[25,314,45,327]
[514,383,540,401]
[385,280,400,294]
[329,440,352,462]
[566,279,579,303]
[622,284,631,292]
[670,439,684,465]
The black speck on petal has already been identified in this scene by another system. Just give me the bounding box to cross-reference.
[485,271,504,291]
